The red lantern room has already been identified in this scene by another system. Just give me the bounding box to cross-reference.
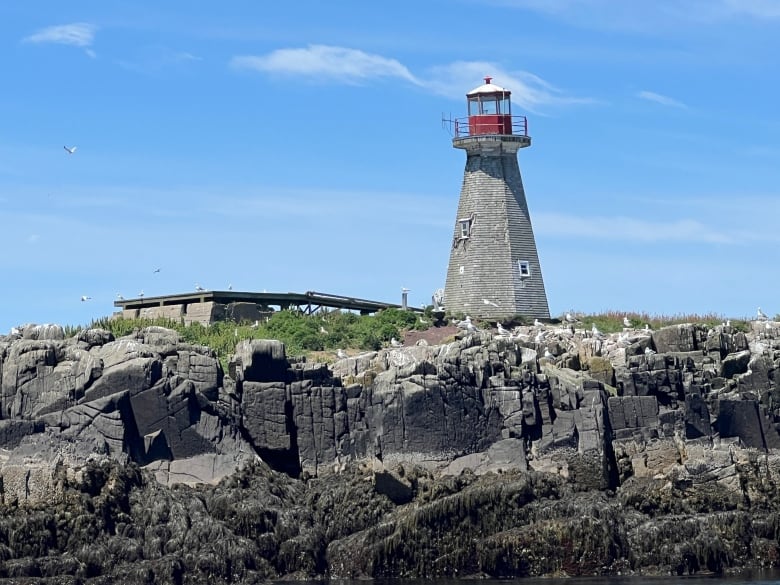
[450,76,529,140]
[467,76,513,135]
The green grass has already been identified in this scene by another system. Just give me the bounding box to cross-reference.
[563,310,751,334]
[82,308,428,369]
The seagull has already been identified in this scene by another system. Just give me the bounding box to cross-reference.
[116,293,124,301]
[534,330,545,343]
[228,283,233,290]
[644,323,652,332]
[565,312,577,324]
[63,146,77,154]
[320,325,329,335]
[336,349,348,359]
[544,348,554,359]
[138,290,145,298]
[390,337,402,347]
[757,307,768,321]
[617,331,629,345]
[496,323,510,337]
[623,316,632,328]
[153,268,161,274]
[195,283,206,292]
[533,318,543,327]
[645,346,656,356]
[591,324,603,337]
[457,316,478,332]
[80,295,91,302]
[483,298,499,308]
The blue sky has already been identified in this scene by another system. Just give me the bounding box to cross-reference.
[2,0,780,332]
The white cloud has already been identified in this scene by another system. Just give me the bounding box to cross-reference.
[231,44,420,85]
[534,212,733,243]
[637,90,687,108]
[23,23,96,47]
[231,46,591,110]
[425,61,594,111]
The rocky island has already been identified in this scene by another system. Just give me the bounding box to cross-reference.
[0,316,779,583]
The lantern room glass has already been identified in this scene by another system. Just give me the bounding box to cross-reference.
[467,94,511,116]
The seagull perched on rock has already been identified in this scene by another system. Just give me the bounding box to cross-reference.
[534,330,545,343]
[496,323,510,337]
[390,337,402,347]
[80,295,91,302]
[644,323,652,332]
[645,346,656,356]
[757,307,769,321]
[544,348,554,359]
[533,318,543,327]
[195,283,206,292]
[63,146,77,154]
[591,324,603,338]
[623,316,632,328]
[336,349,348,359]
[457,316,478,332]
[138,290,145,298]
[565,312,577,324]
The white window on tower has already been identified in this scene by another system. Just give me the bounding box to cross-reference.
[458,218,472,239]
[518,260,531,278]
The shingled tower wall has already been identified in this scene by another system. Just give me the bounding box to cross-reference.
[444,78,550,320]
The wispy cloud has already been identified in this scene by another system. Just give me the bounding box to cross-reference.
[721,0,780,18]
[231,44,420,85]
[23,22,96,47]
[637,90,687,108]
[535,212,734,243]
[231,45,591,110]
[117,47,202,75]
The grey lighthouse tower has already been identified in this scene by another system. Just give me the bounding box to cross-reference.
[444,77,550,320]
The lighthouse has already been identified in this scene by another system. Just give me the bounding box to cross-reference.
[443,77,550,320]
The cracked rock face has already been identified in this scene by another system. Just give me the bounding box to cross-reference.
[0,320,778,508]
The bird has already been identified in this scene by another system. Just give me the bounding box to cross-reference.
[483,298,499,308]
[496,323,510,337]
[195,283,206,292]
[153,268,161,274]
[116,293,124,301]
[319,325,329,335]
[533,318,543,327]
[63,146,77,154]
[757,307,769,321]
[80,295,91,302]
[565,312,577,324]
[534,330,545,343]
[228,283,233,291]
[591,324,603,337]
[138,290,145,298]
[390,337,402,347]
[336,349,348,359]
[457,316,478,332]
[544,348,554,359]
[644,323,652,332]
[645,346,656,356]
[617,331,629,345]
[623,316,632,328]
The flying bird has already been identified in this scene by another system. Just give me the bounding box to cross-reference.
[116,293,124,301]
[63,146,77,154]
[195,283,205,292]
[153,268,161,274]
[80,295,91,302]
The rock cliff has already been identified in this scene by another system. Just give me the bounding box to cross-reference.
[0,318,779,582]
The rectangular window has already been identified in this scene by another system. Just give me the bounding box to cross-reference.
[518,260,531,278]
[458,218,472,239]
